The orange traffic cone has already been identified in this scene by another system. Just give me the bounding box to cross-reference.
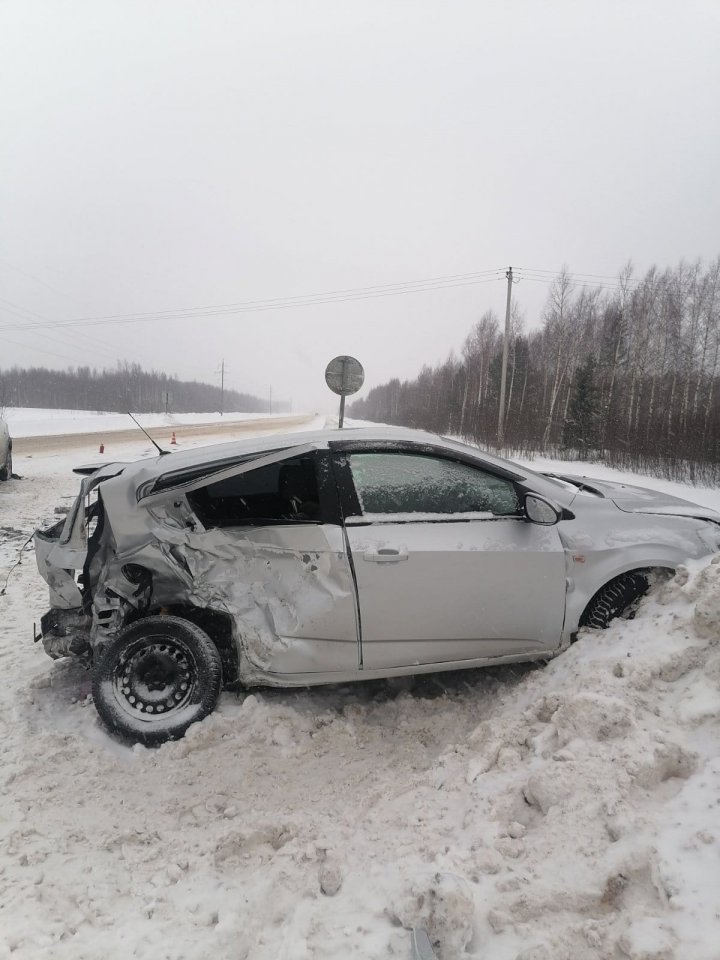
[99,443,104,454]
[170,432,177,445]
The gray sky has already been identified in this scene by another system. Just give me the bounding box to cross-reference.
[2,0,719,411]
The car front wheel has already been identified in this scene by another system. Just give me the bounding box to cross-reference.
[579,571,653,630]
[92,616,222,745]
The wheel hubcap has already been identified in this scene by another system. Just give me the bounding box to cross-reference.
[114,638,196,718]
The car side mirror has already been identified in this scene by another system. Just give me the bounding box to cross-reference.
[524,493,561,525]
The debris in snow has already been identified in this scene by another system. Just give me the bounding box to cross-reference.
[387,873,475,959]
[318,863,343,896]
[411,926,438,960]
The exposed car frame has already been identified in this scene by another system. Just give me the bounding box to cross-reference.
[33,427,720,743]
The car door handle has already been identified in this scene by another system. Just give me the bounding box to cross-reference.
[363,548,409,562]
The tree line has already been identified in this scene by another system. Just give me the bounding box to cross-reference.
[0,362,284,415]
[351,258,720,484]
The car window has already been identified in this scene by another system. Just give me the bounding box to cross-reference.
[346,452,519,517]
[145,450,282,498]
[187,455,321,528]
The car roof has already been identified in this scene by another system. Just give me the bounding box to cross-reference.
[112,425,531,485]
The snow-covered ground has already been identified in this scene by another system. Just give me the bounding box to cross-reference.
[2,408,295,438]
[1,423,719,959]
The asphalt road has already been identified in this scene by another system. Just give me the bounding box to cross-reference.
[13,414,318,454]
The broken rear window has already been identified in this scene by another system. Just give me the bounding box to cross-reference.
[187,455,321,528]
[138,450,283,500]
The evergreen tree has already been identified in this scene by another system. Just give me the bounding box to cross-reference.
[563,355,600,456]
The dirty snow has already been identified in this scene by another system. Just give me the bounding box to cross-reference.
[1,426,720,959]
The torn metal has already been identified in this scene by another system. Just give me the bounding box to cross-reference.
[34,439,359,684]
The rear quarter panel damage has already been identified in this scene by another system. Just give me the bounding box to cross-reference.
[99,484,359,682]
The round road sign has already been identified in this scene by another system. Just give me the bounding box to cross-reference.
[325,355,365,396]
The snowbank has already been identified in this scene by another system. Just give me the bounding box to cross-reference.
[1,443,719,958]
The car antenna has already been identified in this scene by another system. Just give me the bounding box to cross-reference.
[127,412,170,455]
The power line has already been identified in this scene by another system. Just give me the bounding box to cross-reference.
[516,274,618,288]
[0,297,127,365]
[0,263,654,346]
[0,261,133,360]
[0,256,79,301]
[0,270,507,335]
[514,273,634,293]
[0,331,88,365]
[516,266,644,283]
[54,268,507,322]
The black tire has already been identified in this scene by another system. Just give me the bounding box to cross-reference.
[0,451,11,481]
[580,571,651,630]
[92,615,222,745]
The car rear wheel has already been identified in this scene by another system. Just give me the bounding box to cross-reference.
[92,616,222,745]
[0,451,11,481]
[579,571,653,630]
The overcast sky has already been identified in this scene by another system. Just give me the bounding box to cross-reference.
[1,0,719,412]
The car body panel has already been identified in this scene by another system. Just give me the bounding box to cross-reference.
[545,472,720,520]
[34,463,126,608]
[146,520,359,679]
[34,519,85,607]
[345,516,566,668]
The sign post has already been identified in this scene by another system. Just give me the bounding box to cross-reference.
[325,355,365,428]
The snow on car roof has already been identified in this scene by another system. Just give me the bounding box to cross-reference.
[112,425,521,483]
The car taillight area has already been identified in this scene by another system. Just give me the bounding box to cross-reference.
[33,480,111,657]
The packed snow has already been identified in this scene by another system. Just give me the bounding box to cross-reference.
[1,422,719,959]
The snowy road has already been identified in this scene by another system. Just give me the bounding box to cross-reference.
[1,425,720,959]
[12,414,317,455]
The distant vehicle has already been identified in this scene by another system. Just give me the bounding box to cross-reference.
[0,417,12,481]
[33,427,720,744]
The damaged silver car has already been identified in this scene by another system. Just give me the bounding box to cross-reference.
[34,427,720,744]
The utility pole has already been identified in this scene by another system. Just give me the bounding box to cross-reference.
[220,359,224,416]
[339,357,348,427]
[497,266,513,449]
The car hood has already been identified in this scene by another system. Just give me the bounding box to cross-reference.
[547,473,720,522]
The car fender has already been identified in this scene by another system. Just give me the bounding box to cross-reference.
[563,540,701,636]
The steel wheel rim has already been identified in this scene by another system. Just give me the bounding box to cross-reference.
[112,634,198,720]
